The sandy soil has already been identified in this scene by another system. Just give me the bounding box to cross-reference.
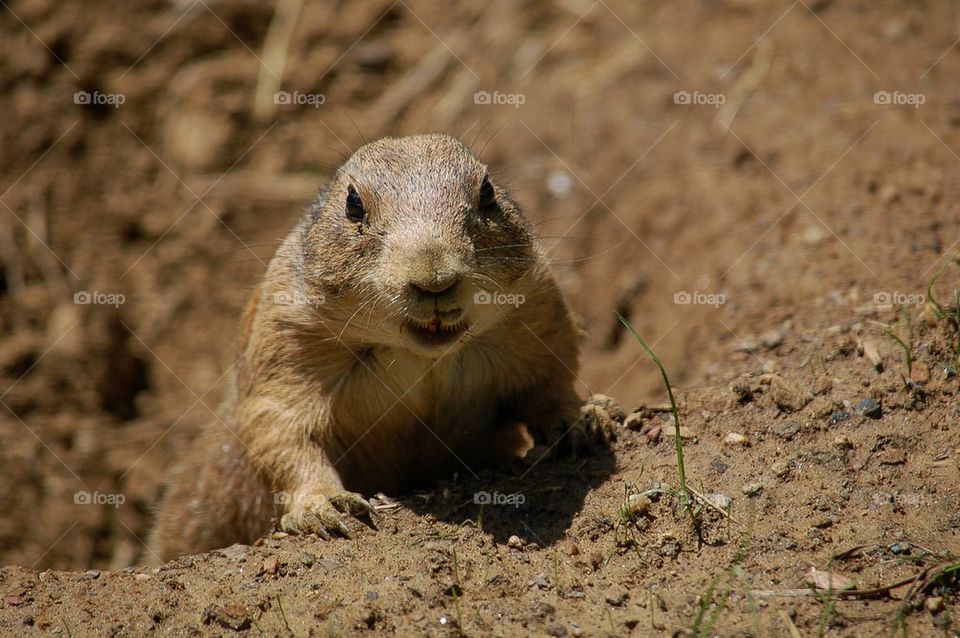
[1,0,959,635]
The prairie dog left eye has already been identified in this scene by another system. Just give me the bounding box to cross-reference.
[478,177,498,216]
[346,185,365,222]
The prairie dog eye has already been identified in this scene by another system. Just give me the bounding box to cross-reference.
[478,177,498,216]
[345,185,365,222]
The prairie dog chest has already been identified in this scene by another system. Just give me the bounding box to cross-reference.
[331,346,501,438]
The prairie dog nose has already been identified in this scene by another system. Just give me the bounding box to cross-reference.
[408,273,461,299]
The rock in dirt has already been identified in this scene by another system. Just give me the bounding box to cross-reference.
[807,567,856,591]
[877,448,906,465]
[760,327,785,349]
[643,423,662,443]
[605,589,629,606]
[772,421,801,440]
[910,361,930,385]
[507,535,524,550]
[771,460,791,479]
[769,374,812,412]
[202,603,252,631]
[706,493,732,510]
[860,338,883,371]
[926,596,945,614]
[833,435,853,449]
[741,483,762,496]
[261,555,279,575]
[664,426,696,440]
[623,411,645,430]
[830,411,852,425]
[723,432,750,447]
[856,398,882,419]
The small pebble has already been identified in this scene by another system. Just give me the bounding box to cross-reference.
[623,412,645,430]
[830,411,851,425]
[741,483,762,496]
[723,432,750,447]
[833,435,853,449]
[710,458,729,474]
[861,339,883,371]
[317,558,342,572]
[772,421,801,441]
[664,426,695,440]
[911,362,930,384]
[760,328,785,349]
[926,596,945,614]
[546,624,568,637]
[605,589,629,606]
[856,398,882,419]
[878,448,906,465]
[82,570,100,580]
[527,574,550,589]
[771,460,791,479]
[644,424,662,443]
[261,556,279,575]
[507,535,524,550]
[706,493,732,510]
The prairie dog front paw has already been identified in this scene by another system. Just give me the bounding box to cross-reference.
[279,490,374,540]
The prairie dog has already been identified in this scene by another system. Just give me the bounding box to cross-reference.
[149,133,608,562]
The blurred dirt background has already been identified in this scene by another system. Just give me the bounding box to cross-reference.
[1,0,960,635]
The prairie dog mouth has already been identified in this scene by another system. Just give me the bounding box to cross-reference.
[403,315,468,349]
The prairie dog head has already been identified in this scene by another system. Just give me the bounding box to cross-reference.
[299,133,539,358]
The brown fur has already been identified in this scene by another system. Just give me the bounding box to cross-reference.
[148,134,585,562]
